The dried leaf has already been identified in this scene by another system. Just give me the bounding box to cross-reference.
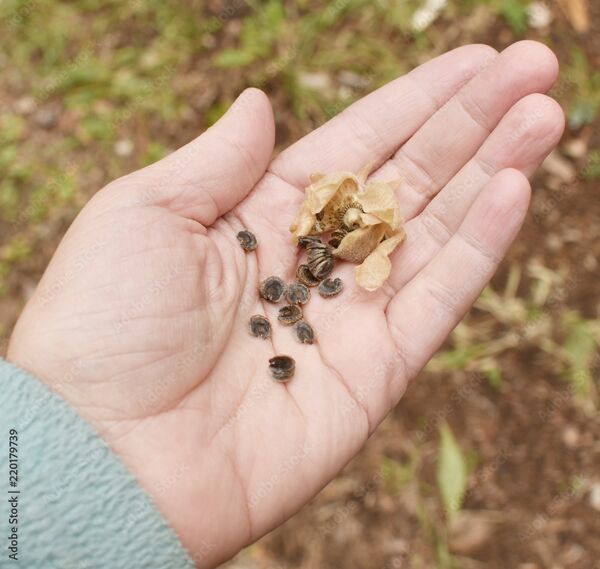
[559,0,589,32]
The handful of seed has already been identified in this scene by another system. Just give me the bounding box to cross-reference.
[290,164,406,291]
[236,165,401,382]
[237,220,344,382]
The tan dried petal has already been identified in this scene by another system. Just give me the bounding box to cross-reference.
[358,181,403,231]
[333,225,385,264]
[355,231,406,291]
[290,172,360,239]
[358,212,383,226]
[291,167,406,289]
[289,203,317,240]
[356,161,375,183]
[316,177,361,233]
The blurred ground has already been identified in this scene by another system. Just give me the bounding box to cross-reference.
[1,1,599,568]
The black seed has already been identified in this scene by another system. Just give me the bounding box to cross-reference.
[278,304,303,325]
[296,264,321,287]
[295,321,315,344]
[286,282,311,305]
[269,355,295,381]
[318,277,343,298]
[307,242,334,280]
[249,315,271,339]
[259,276,286,303]
[236,229,257,251]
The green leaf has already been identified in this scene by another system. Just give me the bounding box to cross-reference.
[499,0,529,35]
[583,150,600,180]
[262,0,285,29]
[214,49,257,69]
[564,317,597,399]
[436,423,468,519]
[568,100,599,129]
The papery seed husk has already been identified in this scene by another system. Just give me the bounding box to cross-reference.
[355,231,406,291]
[333,225,386,264]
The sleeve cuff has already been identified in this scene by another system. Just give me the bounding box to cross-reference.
[0,358,195,569]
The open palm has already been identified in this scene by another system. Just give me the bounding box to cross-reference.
[8,42,564,567]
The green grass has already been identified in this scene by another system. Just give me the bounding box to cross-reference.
[563,48,600,129]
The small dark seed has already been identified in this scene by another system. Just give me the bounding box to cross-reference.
[269,355,295,381]
[248,315,271,339]
[286,282,311,305]
[296,264,321,287]
[259,276,286,303]
[329,227,349,248]
[236,229,257,251]
[298,235,322,248]
[318,277,343,298]
[278,304,303,325]
[306,241,334,279]
[295,320,315,344]
[308,252,334,280]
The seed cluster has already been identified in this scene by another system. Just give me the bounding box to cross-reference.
[238,227,343,382]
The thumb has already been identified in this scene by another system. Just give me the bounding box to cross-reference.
[138,88,275,225]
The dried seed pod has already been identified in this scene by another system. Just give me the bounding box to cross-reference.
[269,355,295,381]
[295,321,315,344]
[307,242,334,280]
[286,282,311,305]
[318,277,343,298]
[248,315,271,339]
[296,264,321,287]
[236,229,257,251]
[278,304,303,325]
[259,276,286,303]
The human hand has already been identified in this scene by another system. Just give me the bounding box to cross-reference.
[8,41,564,567]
